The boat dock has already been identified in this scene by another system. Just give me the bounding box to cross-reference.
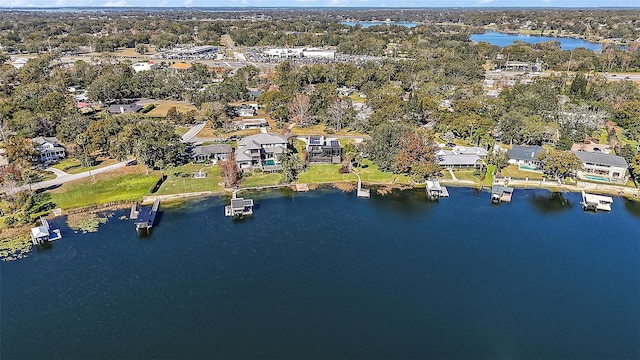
[225,197,254,217]
[134,198,161,233]
[491,185,514,204]
[426,180,449,201]
[354,172,370,198]
[30,217,62,245]
[295,184,310,192]
[581,190,613,211]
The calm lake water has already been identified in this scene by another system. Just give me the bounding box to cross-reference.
[471,31,602,51]
[341,21,418,28]
[2,188,639,359]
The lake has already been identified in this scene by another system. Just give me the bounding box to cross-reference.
[471,31,602,51]
[340,21,418,28]
[1,187,639,359]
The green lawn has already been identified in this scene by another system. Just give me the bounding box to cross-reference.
[484,165,495,186]
[297,164,357,183]
[355,160,411,183]
[50,173,160,210]
[500,164,544,180]
[240,172,283,187]
[453,169,481,183]
[155,164,224,195]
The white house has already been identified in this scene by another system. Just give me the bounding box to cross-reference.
[573,151,628,184]
[131,62,157,72]
[436,146,487,169]
[32,136,66,162]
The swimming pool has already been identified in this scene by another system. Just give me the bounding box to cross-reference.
[583,175,610,182]
[262,159,276,166]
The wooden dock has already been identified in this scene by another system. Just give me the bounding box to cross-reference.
[134,198,161,233]
[581,190,613,211]
[355,173,370,198]
[295,184,310,192]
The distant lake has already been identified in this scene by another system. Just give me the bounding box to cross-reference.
[2,188,639,359]
[341,21,418,28]
[471,31,602,51]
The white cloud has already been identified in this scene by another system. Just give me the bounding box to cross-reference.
[103,0,128,5]
[477,0,495,4]
[183,0,192,4]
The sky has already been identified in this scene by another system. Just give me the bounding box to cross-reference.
[0,0,637,9]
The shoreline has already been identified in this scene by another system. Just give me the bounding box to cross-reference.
[1,178,637,262]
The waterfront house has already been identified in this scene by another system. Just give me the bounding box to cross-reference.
[32,136,66,162]
[235,133,288,171]
[436,146,487,169]
[306,136,341,164]
[572,151,628,183]
[191,144,231,163]
[508,145,544,171]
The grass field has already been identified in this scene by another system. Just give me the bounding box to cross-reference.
[146,101,198,118]
[49,166,159,210]
[501,164,545,180]
[355,160,412,183]
[154,164,224,195]
[297,164,357,183]
[240,172,282,187]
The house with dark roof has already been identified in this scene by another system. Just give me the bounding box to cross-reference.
[235,133,288,171]
[508,145,544,171]
[572,151,628,183]
[306,136,341,164]
[191,144,232,163]
[32,136,66,162]
[109,104,143,114]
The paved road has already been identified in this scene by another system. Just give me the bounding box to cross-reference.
[27,160,131,191]
[181,122,207,143]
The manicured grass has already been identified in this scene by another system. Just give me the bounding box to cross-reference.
[51,158,82,172]
[484,165,495,186]
[155,164,224,195]
[500,164,544,180]
[49,170,160,210]
[453,169,481,183]
[240,172,283,187]
[146,101,198,117]
[355,160,411,183]
[297,164,357,183]
[293,139,306,154]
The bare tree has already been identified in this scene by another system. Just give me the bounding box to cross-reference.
[219,151,238,188]
[288,93,313,127]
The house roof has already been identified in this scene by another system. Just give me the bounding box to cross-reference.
[192,144,231,157]
[508,145,544,161]
[230,198,253,210]
[238,133,287,147]
[438,153,481,166]
[109,104,142,114]
[32,136,59,146]
[170,62,192,70]
[573,151,628,168]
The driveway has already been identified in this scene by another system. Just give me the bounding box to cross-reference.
[26,159,131,191]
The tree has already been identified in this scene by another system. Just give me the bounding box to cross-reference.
[630,155,640,183]
[219,152,239,188]
[326,97,354,131]
[2,136,37,167]
[536,149,583,181]
[486,150,510,174]
[279,152,305,183]
[393,129,440,180]
[288,93,313,127]
[364,122,413,172]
